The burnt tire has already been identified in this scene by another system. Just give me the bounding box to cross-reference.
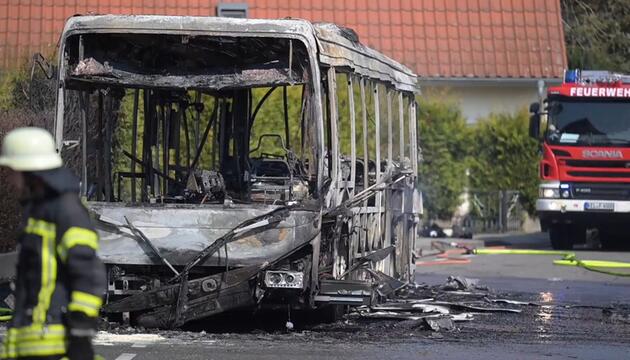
[549,224,572,250]
[317,304,346,323]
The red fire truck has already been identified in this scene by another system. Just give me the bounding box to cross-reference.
[530,70,630,249]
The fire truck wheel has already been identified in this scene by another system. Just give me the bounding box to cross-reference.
[549,224,573,250]
[570,225,587,245]
[598,227,621,250]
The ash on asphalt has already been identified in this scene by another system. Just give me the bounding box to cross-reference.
[95,283,630,347]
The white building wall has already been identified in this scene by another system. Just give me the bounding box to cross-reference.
[423,83,541,123]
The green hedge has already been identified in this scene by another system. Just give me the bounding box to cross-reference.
[418,94,539,220]
[0,67,54,252]
[417,93,471,220]
[467,110,539,214]
[0,70,27,111]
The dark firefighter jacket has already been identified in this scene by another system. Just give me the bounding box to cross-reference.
[1,168,106,359]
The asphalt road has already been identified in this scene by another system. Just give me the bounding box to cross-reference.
[2,232,630,359]
[93,232,629,359]
[92,336,629,360]
[416,232,630,303]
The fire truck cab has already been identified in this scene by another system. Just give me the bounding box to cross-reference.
[530,70,630,249]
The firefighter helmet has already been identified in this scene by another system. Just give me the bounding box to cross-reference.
[0,127,63,171]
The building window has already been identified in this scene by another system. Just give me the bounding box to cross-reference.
[216,3,248,18]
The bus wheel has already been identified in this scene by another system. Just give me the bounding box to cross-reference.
[316,304,346,323]
[549,224,572,250]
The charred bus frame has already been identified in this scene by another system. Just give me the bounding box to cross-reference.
[53,15,420,328]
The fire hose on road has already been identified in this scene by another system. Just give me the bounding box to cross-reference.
[472,248,630,277]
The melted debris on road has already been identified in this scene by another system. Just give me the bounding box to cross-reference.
[75,277,630,348]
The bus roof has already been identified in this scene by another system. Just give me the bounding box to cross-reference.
[62,15,418,93]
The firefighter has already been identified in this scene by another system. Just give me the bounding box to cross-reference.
[0,127,105,360]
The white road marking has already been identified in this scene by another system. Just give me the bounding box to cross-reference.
[95,332,165,344]
[131,343,147,348]
[115,353,137,360]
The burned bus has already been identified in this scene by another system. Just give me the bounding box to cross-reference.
[52,15,421,328]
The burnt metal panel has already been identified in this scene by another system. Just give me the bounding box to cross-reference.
[59,16,418,93]
[313,23,417,92]
[316,279,372,305]
[91,203,319,267]
[326,68,341,208]
[399,92,405,162]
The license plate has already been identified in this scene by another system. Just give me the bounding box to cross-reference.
[584,202,614,211]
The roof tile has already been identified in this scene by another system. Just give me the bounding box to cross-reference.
[389,0,401,11]
[0,0,566,78]
[346,11,358,26]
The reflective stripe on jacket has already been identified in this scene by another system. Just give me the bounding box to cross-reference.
[2,185,106,359]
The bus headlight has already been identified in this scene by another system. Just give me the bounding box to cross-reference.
[264,271,304,289]
[269,272,283,285]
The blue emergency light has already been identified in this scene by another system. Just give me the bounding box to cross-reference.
[566,69,630,84]
[564,69,580,83]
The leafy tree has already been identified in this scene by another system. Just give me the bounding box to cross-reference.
[468,110,539,214]
[418,92,471,220]
[250,85,303,156]
[562,0,630,72]
[112,86,305,200]
[0,67,53,251]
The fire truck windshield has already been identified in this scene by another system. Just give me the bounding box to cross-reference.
[546,98,630,147]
